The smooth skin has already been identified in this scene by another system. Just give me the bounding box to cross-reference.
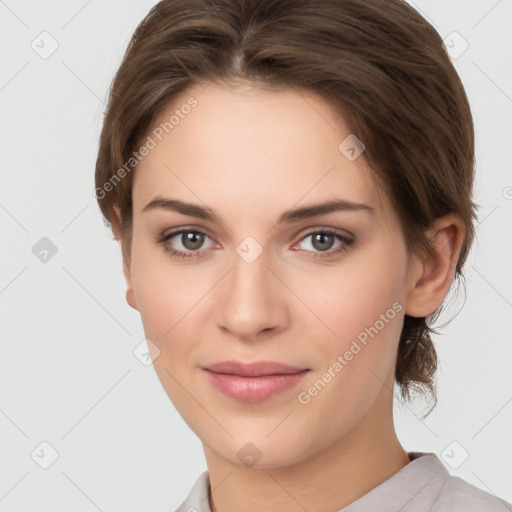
[110,80,464,512]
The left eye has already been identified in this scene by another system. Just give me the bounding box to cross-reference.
[293,230,354,257]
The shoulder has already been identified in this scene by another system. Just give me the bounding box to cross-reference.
[174,471,211,512]
[431,473,512,512]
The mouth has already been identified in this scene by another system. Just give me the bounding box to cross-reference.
[203,360,309,377]
[202,360,310,403]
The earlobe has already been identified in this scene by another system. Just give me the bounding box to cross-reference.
[404,214,464,318]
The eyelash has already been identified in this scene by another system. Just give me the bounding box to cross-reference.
[155,228,355,260]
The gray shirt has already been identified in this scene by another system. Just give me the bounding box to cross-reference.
[175,452,511,511]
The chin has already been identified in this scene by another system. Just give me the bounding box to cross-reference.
[206,431,314,470]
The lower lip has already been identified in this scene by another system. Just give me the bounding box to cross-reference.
[204,369,309,403]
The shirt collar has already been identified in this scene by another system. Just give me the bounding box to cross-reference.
[175,452,450,512]
[339,452,450,511]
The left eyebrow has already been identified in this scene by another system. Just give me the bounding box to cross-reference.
[142,196,375,224]
[276,199,375,224]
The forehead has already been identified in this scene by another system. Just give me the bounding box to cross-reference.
[133,81,389,223]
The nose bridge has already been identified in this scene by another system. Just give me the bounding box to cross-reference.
[227,244,273,311]
[215,242,286,338]
[230,245,269,297]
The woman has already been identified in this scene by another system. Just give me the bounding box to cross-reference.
[94,0,511,510]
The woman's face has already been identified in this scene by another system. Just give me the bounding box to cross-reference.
[125,81,420,468]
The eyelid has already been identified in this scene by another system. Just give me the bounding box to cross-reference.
[293,224,355,241]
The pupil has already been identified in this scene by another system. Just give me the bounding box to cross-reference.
[183,231,203,250]
[313,233,333,251]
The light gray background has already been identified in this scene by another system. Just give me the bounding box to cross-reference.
[1,0,511,510]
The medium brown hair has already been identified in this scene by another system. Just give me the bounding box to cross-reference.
[95,0,478,415]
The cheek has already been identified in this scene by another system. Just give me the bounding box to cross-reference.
[129,246,203,405]
[306,251,405,340]
[294,260,406,435]
[129,240,220,375]
[130,238,189,339]
[302,245,407,385]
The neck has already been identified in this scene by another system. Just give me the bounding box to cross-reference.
[204,390,410,512]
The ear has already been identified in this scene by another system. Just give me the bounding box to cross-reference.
[110,205,123,241]
[404,213,465,318]
[122,261,138,311]
[110,206,139,311]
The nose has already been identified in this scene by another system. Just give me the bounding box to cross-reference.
[215,247,289,341]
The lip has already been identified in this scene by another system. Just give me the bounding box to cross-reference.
[203,360,308,377]
[202,360,310,403]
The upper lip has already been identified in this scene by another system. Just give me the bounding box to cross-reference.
[203,360,309,377]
